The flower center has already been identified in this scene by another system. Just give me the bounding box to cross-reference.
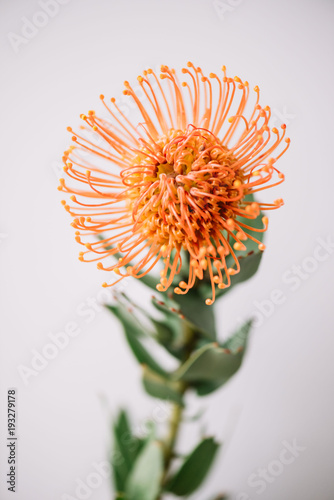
[123,127,243,249]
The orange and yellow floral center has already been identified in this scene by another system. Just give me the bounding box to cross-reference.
[123,127,243,250]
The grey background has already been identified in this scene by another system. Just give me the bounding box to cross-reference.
[1,0,334,499]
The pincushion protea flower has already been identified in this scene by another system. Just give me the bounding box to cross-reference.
[58,62,290,305]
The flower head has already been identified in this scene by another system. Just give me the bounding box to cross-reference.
[59,63,290,304]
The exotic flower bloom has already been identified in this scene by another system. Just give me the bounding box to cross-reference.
[59,63,290,304]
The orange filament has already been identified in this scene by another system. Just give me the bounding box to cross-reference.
[59,63,290,304]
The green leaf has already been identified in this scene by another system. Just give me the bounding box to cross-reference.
[136,273,159,291]
[195,320,252,395]
[151,318,186,361]
[122,293,185,359]
[171,288,217,340]
[172,343,240,383]
[218,250,263,299]
[152,286,217,342]
[126,439,163,500]
[112,460,127,494]
[106,301,146,338]
[195,380,227,396]
[150,310,185,360]
[115,411,141,470]
[142,366,184,405]
[115,293,185,360]
[112,410,143,492]
[153,290,216,342]
[172,320,252,391]
[221,319,252,352]
[165,437,220,495]
[151,296,193,354]
[152,296,185,337]
[151,317,174,344]
[106,304,168,377]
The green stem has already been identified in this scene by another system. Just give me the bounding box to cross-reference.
[163,398,184,473]
[159,323,197,496]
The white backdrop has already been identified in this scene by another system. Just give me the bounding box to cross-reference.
[1,0,334,499]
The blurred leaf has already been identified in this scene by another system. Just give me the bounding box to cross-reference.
[112,410,143,492]
[151,296,192,354]
[172,320,252,390]
[173,344,239,383]
[106,300,146,338]
[165,437,219,495]
[195,379,226,396]
[171,288,217,340]
[106,304,168,377]
[142,366,184,405]
[115,410,141,469]
[113,461,127,495]
[150,316,185,360]
[152,295,185,336]
[195,320,252,396]
[151,317,174,344]
[152,291,216,342]
[221,319,252,352]
[126,439,163,500]
[221,250,263,298]
[116,293,185,360]
[137,273,159,291]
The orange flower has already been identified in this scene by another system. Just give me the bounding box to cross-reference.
[59,63,290,304]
